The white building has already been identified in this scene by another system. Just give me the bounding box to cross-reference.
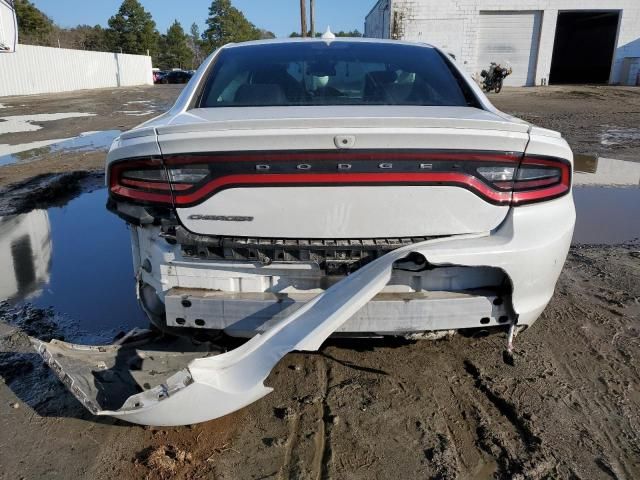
[365,0,640,86]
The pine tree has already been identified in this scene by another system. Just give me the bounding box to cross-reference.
[189,23,204,68]
[106,0,158,56]
[14,0,54,46]
[202,0,261,53]
[158,20,193,70]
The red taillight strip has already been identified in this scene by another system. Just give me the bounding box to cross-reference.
[511,156,572,205]
[109,158,173,204]
[164,150,522,166]
[111,184,173,204]
[108,152,571,208]
[512,183,569,204]
[512,176,561,190]
[493,176,560,190]
[172,172,513,206]
[120,178,193,191]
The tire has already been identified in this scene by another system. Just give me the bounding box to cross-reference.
[494,80,503,94]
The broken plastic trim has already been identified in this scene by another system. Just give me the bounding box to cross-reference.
[32,234,488,426]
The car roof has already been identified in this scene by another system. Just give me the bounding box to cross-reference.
[221,37,436,50]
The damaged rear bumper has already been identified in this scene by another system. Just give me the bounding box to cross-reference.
[32,196,574,426]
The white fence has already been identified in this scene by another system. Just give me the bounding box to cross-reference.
[0,44,153,97]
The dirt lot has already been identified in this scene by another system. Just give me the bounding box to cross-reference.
[0,85,639,480]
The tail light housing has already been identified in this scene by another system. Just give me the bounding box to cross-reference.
[476,155,571,205]
[108,151,571,208]
[108,159,210,205]
[512,156,571,205]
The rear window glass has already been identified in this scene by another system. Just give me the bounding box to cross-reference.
[198,41,480,108]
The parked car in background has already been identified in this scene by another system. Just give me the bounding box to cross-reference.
[153,70,167,84]
[161,70,194,84]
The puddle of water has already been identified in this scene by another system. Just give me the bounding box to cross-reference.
[573,187,640,245]
[0,130,120,167]
[572,156,640,245]
[0,112,96,135]
[0,188,147,342]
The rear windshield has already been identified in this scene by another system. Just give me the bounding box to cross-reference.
[198,41,480,108]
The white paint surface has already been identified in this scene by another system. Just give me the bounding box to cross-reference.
[0,112,95,135]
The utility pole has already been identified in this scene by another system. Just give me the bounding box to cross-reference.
[310,0,315,37]
[300,0,307,37]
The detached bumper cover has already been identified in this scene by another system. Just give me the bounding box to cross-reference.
[32,196,574,426]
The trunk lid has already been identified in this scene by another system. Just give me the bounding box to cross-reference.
[157,107,530,238]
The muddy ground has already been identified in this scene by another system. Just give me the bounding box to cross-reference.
[0,85,639,480]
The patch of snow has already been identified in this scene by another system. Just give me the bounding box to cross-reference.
[600,126,640,147]
[115,110,155,116]
[0,137,72,157]
[0,130,120,167]
[0,112,96,135]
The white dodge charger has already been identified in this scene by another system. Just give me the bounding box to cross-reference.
[107,38,574,340]
[36,38,576,425]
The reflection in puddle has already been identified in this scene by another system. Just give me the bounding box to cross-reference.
[573,187,640,245]
[0,211,52,300]
[0,130,120,167]
[572,155,639,245]
[574,156,640,186]
[0,189,146,341]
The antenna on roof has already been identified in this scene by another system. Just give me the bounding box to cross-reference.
[322,26,336,40]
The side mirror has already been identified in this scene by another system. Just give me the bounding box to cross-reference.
[0,0,18,53]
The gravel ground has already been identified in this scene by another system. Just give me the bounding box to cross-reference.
[0,84,638,480]
[491,86,640,162]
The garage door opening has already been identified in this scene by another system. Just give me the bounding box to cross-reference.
[549,11,620,84]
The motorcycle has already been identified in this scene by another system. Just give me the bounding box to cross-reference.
[480,63,512,94]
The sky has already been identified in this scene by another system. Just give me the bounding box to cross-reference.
[30,0,374,38]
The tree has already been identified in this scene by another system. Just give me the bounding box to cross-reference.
[290,29,363,39]
[157,20,193,70]
[258,29,276,40]
[189,23,205,68]
[335,29,363,37]
[106,0,158,56]
[57,25,108,51]
[202,0,262,53]
[78,25,109,51]
[14,0,54,46]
